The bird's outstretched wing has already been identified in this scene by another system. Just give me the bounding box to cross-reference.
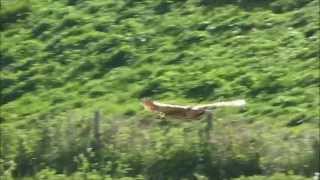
[194,99,246,109]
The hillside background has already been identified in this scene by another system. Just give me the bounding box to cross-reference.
[1,0,319,179]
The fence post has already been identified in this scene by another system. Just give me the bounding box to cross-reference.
[93,110,102,151]
[204,110,213,143]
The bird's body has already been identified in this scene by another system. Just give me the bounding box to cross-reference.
[142,99,246,120]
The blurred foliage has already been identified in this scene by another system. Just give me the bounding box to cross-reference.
[0,0,31,28]
[235,172,311,180]
[0,0,319,179]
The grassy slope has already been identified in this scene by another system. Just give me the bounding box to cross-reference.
[1,0,319,178]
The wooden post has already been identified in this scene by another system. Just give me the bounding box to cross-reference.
[93,110,102,151]
[196,110,214,177]
[199,110,214,149]
[204,110,213,142]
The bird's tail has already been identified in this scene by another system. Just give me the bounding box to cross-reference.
[194,99,246,109]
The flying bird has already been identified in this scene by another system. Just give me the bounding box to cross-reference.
[142,98,246,120]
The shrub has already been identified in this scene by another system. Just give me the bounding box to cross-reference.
[32,20,52,37]
[55,13,85,31]
[154,1,172,14]
[184,80,222,100]
[138,80,168,98]
[0,0,31,27]
[0,49,15,68]
[270,0,313,13]
[67,0,82,6]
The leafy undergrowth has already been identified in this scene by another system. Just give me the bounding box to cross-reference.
[1,0,319,179]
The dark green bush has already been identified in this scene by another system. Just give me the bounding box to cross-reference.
[184,81,219,100]
[270,0,313,13]
[67,0,82,6]
[200,0,272,9]
[1,86,24,105]
[154,0,172,14]
[88,89,107,98]
[0,76,16,90]
[32,21,51,37]
[55,14,84,31]
[145,150,199,179]
[0,49,15,68]
[250,75,285,96]
[138,81,167,98]
[0,0,31,27]
[106,50,132,68]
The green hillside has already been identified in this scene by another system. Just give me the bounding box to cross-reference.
[1,0,319,179]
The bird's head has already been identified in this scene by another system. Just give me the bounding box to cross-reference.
[141,98,157,112]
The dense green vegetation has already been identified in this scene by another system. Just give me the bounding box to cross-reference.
[1,0,319,179]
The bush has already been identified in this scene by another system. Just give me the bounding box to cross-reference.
[138,81,167,98]
[32,20,52,37]
[0,0,31,27]
[154,1,172,14]
[270,0,313,13]
[184,81,218,100]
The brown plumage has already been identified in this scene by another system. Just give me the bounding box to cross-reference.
[142,99,246,120]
